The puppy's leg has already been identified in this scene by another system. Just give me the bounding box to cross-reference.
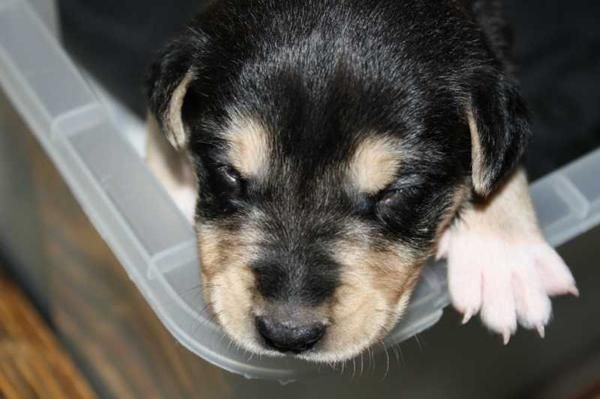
[146,115,197,221]
[438,169,578,343]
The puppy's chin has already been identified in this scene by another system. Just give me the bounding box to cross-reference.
[215,294,412,363]
[211,311,412,364]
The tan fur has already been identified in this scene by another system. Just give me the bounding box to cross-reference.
[223,114,271,178]
[314,222,424,361]
[209,265,260,351]
[195,224,224,282]
[196,221,267,352]
[196,222,263,280]
[456,168,540,238]
[349,135,402,194]
[468,110,491,195]
[166,71,195,149]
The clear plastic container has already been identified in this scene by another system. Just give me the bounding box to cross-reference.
[1,0,599,380]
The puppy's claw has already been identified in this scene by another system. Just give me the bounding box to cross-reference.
[502,331,511,345]
[536,325,545,338]
[461,311,473,325]
[568,286,580,297]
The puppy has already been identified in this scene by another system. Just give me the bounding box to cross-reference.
[145,0,577,362]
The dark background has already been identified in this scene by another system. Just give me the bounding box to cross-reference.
[57,0,600,179]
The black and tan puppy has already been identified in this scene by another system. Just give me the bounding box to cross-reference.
[145,0,577,362]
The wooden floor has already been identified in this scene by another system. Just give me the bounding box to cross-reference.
[0,276,97,399]
[0,75,232,399]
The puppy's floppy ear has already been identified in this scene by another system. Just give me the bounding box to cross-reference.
[467,72,531,196]
[146,32,206,150]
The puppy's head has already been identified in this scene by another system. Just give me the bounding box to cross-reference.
[147,0,530,362]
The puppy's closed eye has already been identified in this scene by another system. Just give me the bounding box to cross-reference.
[352,181,420,226]
[374,173,424,209]
[217,165,243,187]
[378,187,406,207]
[206,164,247,212]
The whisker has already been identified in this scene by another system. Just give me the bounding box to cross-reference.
[392,344,401,364]
[415,334,424,352]
[360,351,364,377]
[382,340,391,379]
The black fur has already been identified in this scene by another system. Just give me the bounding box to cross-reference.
[146,0,529,305]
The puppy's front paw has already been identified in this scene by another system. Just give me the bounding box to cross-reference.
[440,231,578,343]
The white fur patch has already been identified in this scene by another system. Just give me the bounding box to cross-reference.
[439,170,577,343]
[146,114,198,221]
[170,185,197,222]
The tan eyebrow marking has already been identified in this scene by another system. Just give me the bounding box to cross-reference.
[349,135,402,193]
[223,113,271,178]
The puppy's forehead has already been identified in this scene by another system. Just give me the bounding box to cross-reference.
[349,135,402,194]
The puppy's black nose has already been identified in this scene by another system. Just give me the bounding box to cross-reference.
[256,316,325,354]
